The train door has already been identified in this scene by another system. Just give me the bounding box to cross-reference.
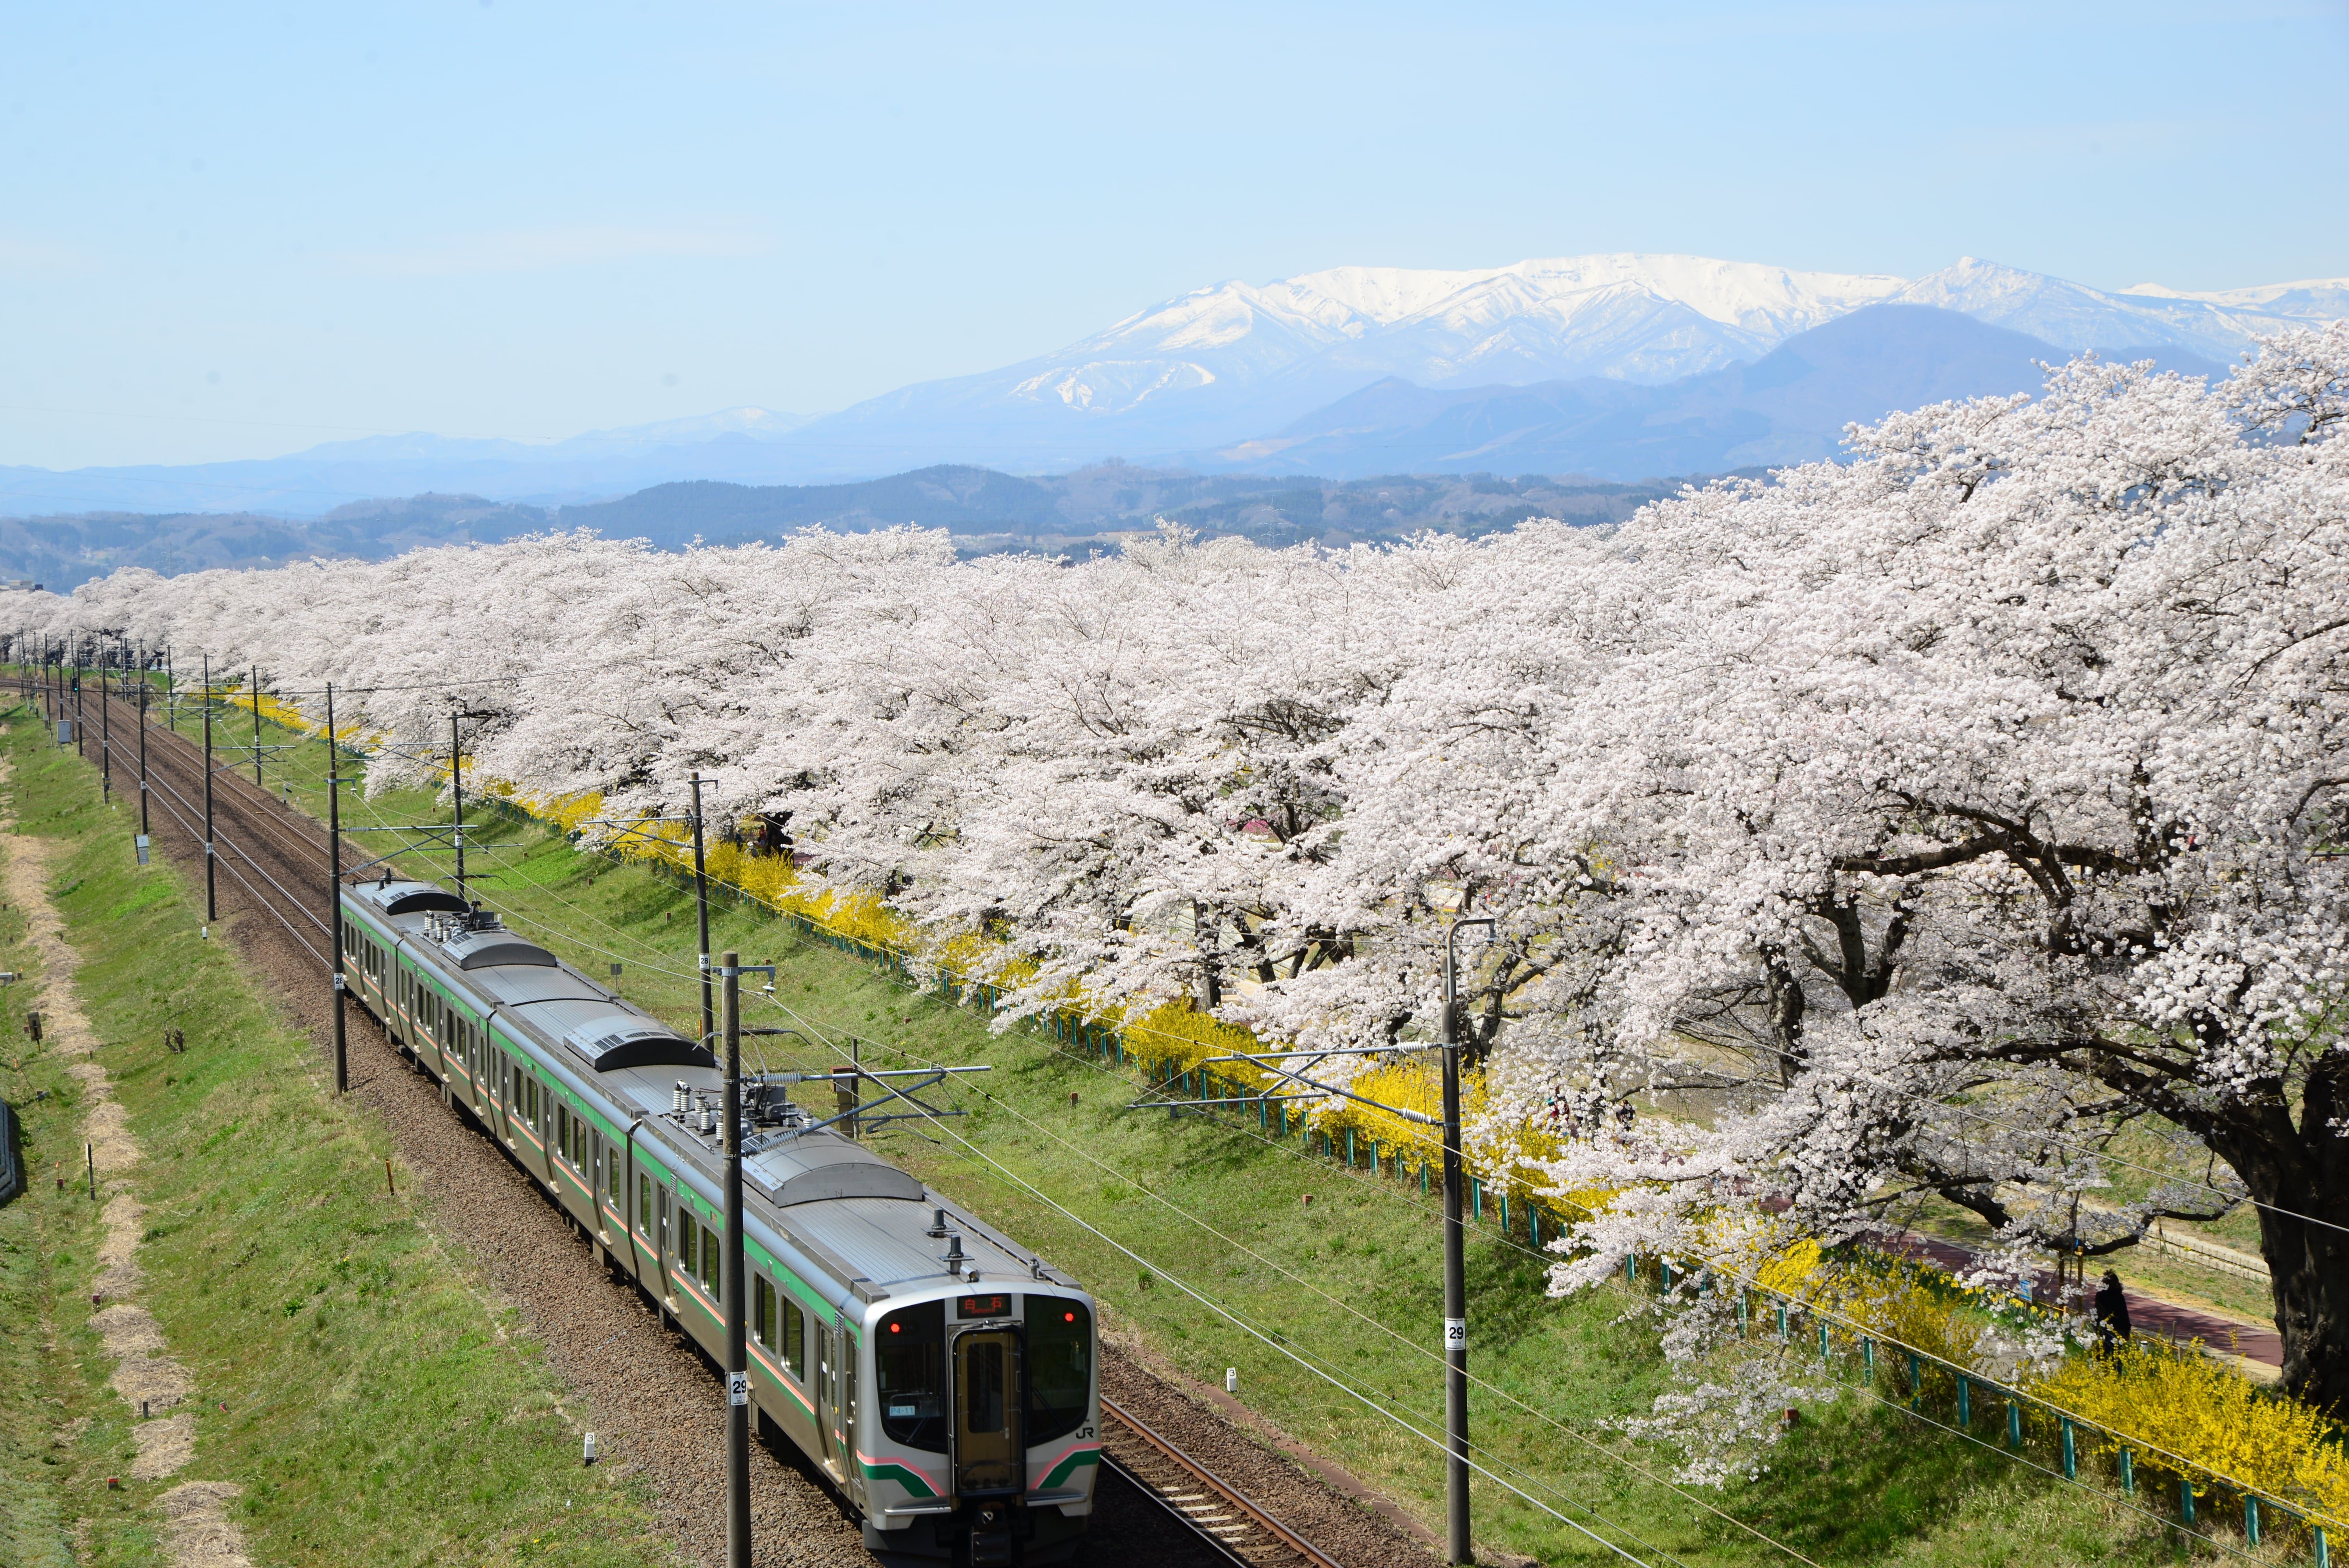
[588,1133,606,1238]
[951,1326,1023,1498]
[656,1185,674,1300]
[818,1316,847,1482]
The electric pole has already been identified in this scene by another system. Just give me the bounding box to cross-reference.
[137,670,150,837]
[251,664,264,786]
[1442,914,1493,1567]
[691,774,714,1052]
[722,948,751,1568]
[326,683,348,1094]
[202,656,216,923]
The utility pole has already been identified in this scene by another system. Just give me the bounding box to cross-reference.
[99,652,111,804]
[251,664,264,786]
[73,649,84,759]
[721,948,751,1568]
[202,656,217,923]
[326,682,348,1094]
[691,774,714,1053]
[137,670,150,837]
[1441,914,1494,1568]
[450,710,467,903]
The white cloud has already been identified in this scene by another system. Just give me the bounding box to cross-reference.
[329,224,770,278]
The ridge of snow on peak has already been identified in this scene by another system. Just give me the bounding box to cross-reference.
[782,251,2349,479]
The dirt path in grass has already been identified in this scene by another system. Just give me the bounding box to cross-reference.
[2,771,252,1568]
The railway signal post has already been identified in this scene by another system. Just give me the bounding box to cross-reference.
[1441,915,1493,1567]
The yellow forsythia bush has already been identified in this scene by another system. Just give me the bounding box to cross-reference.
[2031,1336,2349,1525]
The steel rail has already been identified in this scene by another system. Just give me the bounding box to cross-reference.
[1099,1393,1348,1568]
[1097,1450,1255,1568]
[97,713,333,943]
[92,704,332,968]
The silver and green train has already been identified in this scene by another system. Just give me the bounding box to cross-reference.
[338,874,1101,1566]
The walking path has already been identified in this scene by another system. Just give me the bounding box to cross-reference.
[1873,1227,2284,1369]
[4,766,253,1568]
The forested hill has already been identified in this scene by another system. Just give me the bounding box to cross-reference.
[5,467,1719,589]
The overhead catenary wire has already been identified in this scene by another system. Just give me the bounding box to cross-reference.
[112,688,2312,1552]
[739,986,1804,1568]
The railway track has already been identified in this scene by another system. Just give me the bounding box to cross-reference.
[53,680,1374,1568]
[1101,1395,1347,1568]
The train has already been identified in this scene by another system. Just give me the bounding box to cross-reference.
[335,871,1101,1567]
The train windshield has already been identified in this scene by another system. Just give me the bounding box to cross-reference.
[1025,1296,1092,1445]
[876,1301,948,1453]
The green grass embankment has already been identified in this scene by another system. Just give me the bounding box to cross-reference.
[0,710,673,1567]
[173,700,2196,1566]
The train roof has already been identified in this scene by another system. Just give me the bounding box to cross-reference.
[340,871,1085,1310]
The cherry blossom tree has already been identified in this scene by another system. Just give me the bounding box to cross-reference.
[12,324,2349,1422]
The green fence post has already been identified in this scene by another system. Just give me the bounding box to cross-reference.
[2179,1476,2195,1527]
[1777,1304,1789,1342]
[2315,1524,2328,1568]
[2007,1401,2023,1451]
[1529,1206,1540,1248]
[2060,1418,2076,1480]
[2120,1447,2135,1495]
[1499,1191,1510,1233]
[1661,1259,1674,1292]
[1472,1178,1482,1221]
[1861,1337,1873,1380]
[1818,1322,1829,1361]
[1908,1354,1921,1411]
[1345,1128,1355,1167]
[1957,1377,1970,1427]
[2243,1495,2259,1547]
[1420,1160,1428,1196]
[1258,1097,1268,1132]
[1626,1253,1638,1286]
[1739,1291,1750,1336]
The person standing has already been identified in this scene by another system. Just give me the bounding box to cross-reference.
[2095,1268,2133,1352]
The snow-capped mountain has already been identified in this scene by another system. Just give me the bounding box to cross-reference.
[779,252,2345,477]
[1889,258,2349,361]
[1023,254,1911,412]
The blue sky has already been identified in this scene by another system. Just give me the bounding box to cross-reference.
[4,2,2345,469]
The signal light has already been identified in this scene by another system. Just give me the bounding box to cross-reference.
[1064,1311,1075,1322]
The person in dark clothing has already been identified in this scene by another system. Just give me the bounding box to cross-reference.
[2094,1268,2133,1352]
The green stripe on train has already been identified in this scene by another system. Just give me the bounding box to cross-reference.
[1039,1448,1102,1489]
[860,1460,939,1498]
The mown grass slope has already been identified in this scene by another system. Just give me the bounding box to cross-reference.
[0,709,673,1567]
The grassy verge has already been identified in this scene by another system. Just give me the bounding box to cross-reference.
[0,709,674,1567]
[170,701,2198,1564]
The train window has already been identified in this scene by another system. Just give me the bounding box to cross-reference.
[787,1301,806,1382]
[678,1214,697,1274]
[754,1274,774,1347]
[556,1107,571,1166]
[1025,1296,1093,1445]
[875,1301,947,1452]
[605,1144,620,1203]
[525,1077,537,1124]
[638,1174,653,1238]
[699,1222,719,1292]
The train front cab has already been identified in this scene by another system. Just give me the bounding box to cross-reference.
[861,1286,1098,1567]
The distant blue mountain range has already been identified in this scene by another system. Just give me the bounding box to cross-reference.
[13,244,2329,520]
